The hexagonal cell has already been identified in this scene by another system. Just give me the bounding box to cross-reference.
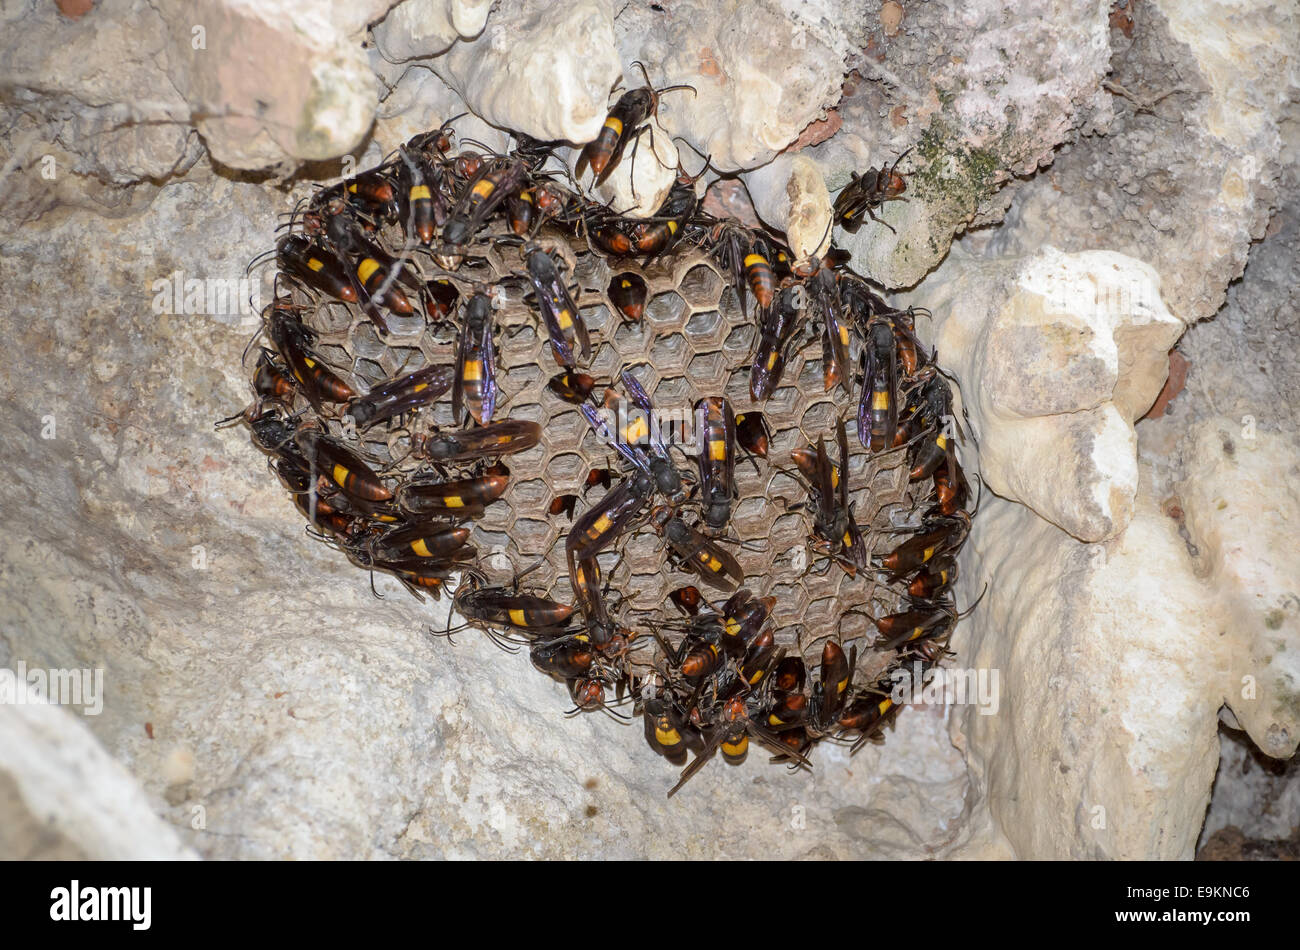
[588,341,621,379]
[426,396,458,430]
[510,477,550,513]
[352,357,387,389]
[722,323,752,358]
[508,401,546,425]
[580,303,611,334]
[718,285,745,325]
[502,360,543,400]
[683,308,726,350]
[621,532,662,572]
[799,399,838,439]
[804,596,839,630]
[382,346,426,375]
[455,257,498,286]
[686,351,726,388]
[578,424,615,462]
[511,518,558,555]
[769,512,807,549]
[542,409,588,452]
[316,301,356,334]
[573,251,610,290]
[765,385,800,419]
[501,322,541,363]
[643,290,687,330]
[723,366,756,407]
[474,530,515,571]
[349,322,389,362]
[733,496,768,526]
[647,332,688,376]
[797,357,826,393]
[651,373,692,410]
[613,318,652,355]
[837,609,872,641]
[598,549,629,589]
[382,309,426,338]
[619,360,656,393]
[545,451,586,487]
[678,264,724,310]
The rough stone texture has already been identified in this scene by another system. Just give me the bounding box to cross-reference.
[913,246,1183,542]
[430,0,623,146]
[370,0,491,61]
[808,0,1117,288]
[0,695,196,861]
[950,416,1299,858]
[0,0,397,179]
[1178,422,1300,761]
[953,486,1222,859]
[2,0,1297,861]
[744,154,834,260]
[984,0,1294,323]
[614,0,853,172]
[0,167,993,860]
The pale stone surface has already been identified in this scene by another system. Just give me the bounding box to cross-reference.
[0,692,196,860]
[744,154,834,262]
[951,422,1300,858]
[912,246,1183,542]
[2,0,1296,863]
[811,0,1117,288]
[984,0,1294,323]
[0,170,984,860]
[953,485,1223,859]
[1,0,385,177]
[430,0,623,146]
[371,0,492,61]
[614,0,851,172]
[1177,421,1300,761]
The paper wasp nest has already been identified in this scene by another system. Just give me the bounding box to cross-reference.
[287,227,921,682]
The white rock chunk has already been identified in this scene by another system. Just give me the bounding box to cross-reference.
[371,0,493,61]
[614,0,848,172]
[0,692,196,860]
[1178,420,1300,761]
[153,0,393,168]
[954,487,1222,858]
[431,0,623,146]
[583,115,679,219]
[913,246,1184,542]
[743,154,833,262]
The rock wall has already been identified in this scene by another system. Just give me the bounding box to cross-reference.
[1,0,1296,859]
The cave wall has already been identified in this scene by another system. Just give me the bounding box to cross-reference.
[0,0,1296,859]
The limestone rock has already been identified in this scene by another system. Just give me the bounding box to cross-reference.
[430,0,623,145]
[954,486,1223,859]
[982,0,1294,323]
[371,0,493,61]
[812,0,1116,288]
[743,154,833,262]
[152,0,388,169]
[1,0,390,176]
[0,693,196,860]
[1178,421,1300,761]
[613,0,850,173]
[913,246,1183,542]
